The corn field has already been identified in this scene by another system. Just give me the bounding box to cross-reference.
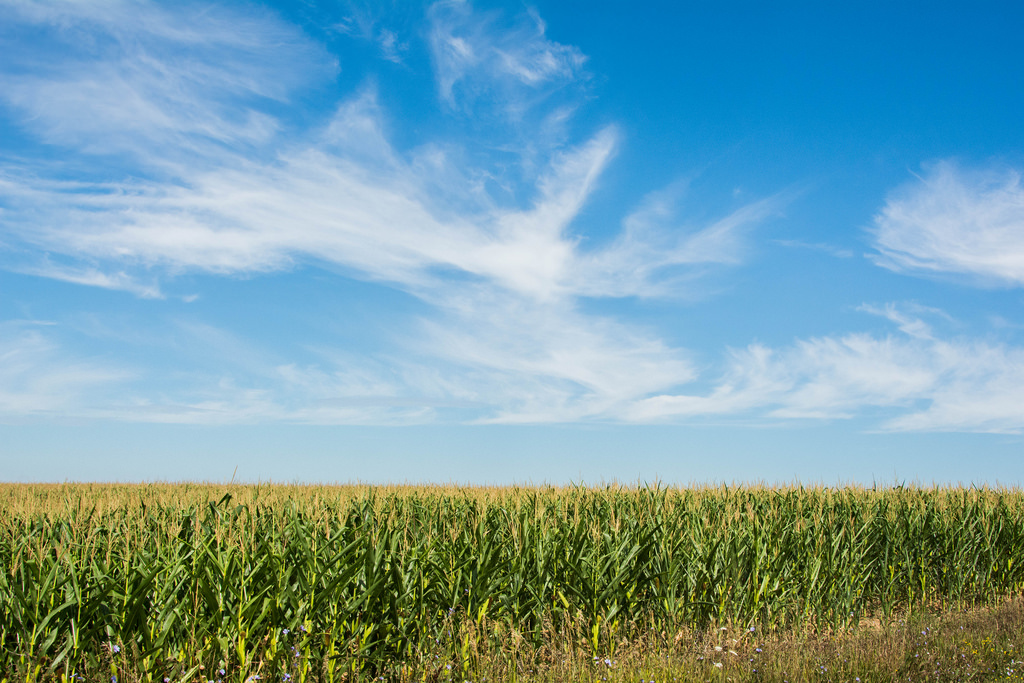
[2,483,1023,681]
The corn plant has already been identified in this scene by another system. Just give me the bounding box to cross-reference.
[1,483,1022,680]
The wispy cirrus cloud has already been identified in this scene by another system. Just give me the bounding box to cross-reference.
[12,262,163,299]
[572,183,791,298]
[871,161,1024,286]
[856,302,953,340]
[626,303,1024,433]
[332,2,412,64]
[427,0,586,114]
[0,321,133,419]
[0,102,706,424]
[0,1,778,427]
[0,0,334,161]
[1,89,767,303]
[11,296,1024,433]
[16,1,1018,437]
[417,287,697,423]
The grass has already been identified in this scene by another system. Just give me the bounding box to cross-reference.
[448,597,1024,682]
[1,482,1022,681]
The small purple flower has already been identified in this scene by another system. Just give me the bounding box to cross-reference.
[219,670,226,676]
[282,675,291,682]
[111,644,121,654]
[282,628,290,635]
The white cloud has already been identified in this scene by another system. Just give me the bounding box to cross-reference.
[331,2,410,64]
[0,307,692,426]
[415,287,696,423]
[572,184,790,298]
[872,161,1024,286]
[427,1,586,112]
[626,304,1024,433]
[856,302,952,340]
[378,29,400,62]
[11,261,163,298]
[0,0,333,159]
[0,0,775,428]
[0,322,132,418]
[0,107,724,425]
[2,100,763,305]
[18,0,1009,435]
[6,289,1024,433]
[625,334,935,422]
[0,316,448,425]
[882,341,1024,433]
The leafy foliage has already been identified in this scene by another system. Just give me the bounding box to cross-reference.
[1,484,1022,681]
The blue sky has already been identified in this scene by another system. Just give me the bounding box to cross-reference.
[2,0,1024,484]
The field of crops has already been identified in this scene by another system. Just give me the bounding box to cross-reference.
[2,483,1023,682]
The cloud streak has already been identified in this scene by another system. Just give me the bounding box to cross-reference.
[10,300,1024,434]
[5,2,1021,436]
[628,304,1024,433]
[872,161,1024,286]
[0,0,334,162]
[1,83,769,304]
[0,321,133,419]
[427,1,586,112]
[0,1,779,428]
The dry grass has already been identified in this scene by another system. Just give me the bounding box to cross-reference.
[412,598,1024,682]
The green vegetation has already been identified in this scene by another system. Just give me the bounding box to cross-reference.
[1,483,1023,681]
